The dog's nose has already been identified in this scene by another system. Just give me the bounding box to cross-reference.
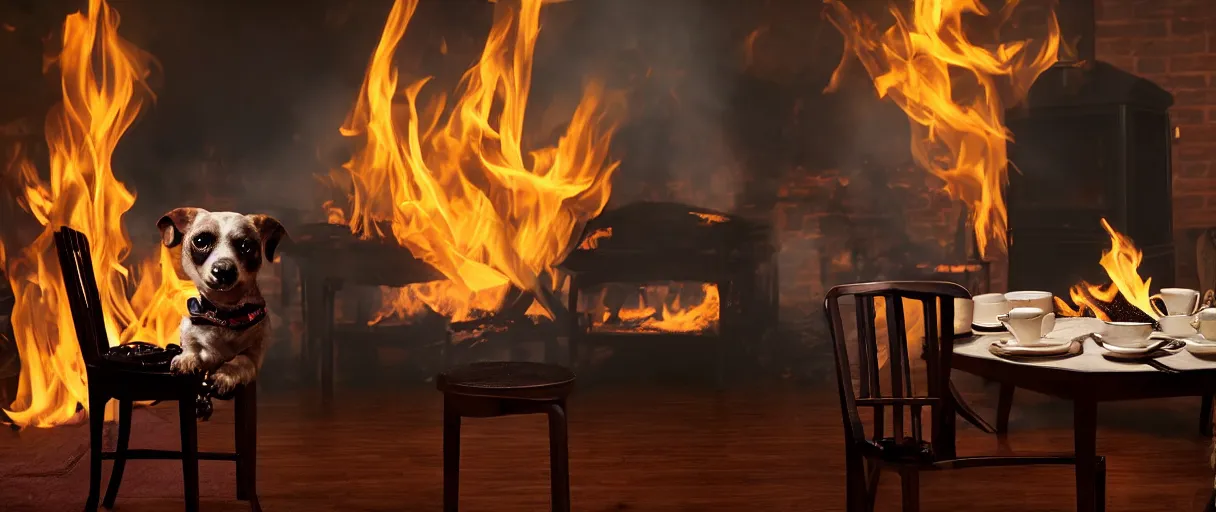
[209,260,238,285]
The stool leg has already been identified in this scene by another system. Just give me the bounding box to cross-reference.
[443,400,461,512]
[236,383,259,506]
[102,399,133,508]
[179,399,200,512]
[86,391,108,512]
[547,401,571,512]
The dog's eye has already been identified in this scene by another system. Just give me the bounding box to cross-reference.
[191,233,215,248]
[238,240,257,254]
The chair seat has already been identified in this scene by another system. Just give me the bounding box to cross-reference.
[437,361,575,401]
[864,437,935,465]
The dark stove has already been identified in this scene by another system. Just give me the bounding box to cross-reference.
[559,201,778,385]
[1006,61,1175,297]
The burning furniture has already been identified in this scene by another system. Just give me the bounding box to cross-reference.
[287,223,447,406]
[560,202,778,385]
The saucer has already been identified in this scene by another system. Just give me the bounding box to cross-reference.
[972,321,1005,333]
[1182,336,1216,357]
[988,337,1077,357]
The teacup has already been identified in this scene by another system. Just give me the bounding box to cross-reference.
[997,307,1051,345]
[972,293,1011,326]
[1004,291,1055,334]
[1196,308,1216,340]
[1100,321,1154,348]
[1158,314,1198,337]
[1150,288,1201,317]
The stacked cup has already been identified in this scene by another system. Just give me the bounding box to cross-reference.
[1155,288,1203,337]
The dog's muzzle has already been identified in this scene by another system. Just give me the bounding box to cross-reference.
[207,259,239,289]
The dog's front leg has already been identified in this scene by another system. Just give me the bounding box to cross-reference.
[212,338,264,396]
[211,355,258,396]
[171,322,206,374]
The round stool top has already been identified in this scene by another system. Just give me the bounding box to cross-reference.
[437,361,576,400]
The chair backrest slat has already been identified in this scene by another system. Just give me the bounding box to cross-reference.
[824,281,969,452]
[53,227,110,367]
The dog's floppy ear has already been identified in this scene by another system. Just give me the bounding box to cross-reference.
[247,214,288,262]
[157,207,201,247]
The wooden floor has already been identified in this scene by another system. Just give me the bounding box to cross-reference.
[1,374,1215,511]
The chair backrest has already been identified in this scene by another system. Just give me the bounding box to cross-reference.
[823,281,970,456]
[53,227,110,368]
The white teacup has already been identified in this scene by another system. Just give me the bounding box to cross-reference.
[1100,321,1154,348]
[972,293,1011,326]
[1150,288,1201,317]
[1004,291,1055,334]
[996,307,1051,345]
[1158,314,1198,337]
[1196,308,1216,340]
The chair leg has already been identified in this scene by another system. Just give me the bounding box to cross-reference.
[86,391,108,512]
[443,399,461,512]
[899,469,920,512]
[864,462,881,512]
[101,399,133,509]
[845,453,867,512]
[1095,456,1106,512]
[997,384,1015,434]
[548,401,571,512]
[178,399,200,512]
[1201,395,1213,436]
[236,384,260,510]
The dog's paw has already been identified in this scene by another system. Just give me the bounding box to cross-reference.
[170,353,202,374]
[211,369,245,396]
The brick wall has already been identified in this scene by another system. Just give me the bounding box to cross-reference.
[1096,0,1216,229]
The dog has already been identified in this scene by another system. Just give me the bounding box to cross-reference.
[157,208,287,395]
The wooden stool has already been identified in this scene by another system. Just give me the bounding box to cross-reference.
[437,361,575,512]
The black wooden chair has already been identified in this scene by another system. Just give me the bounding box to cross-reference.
[54,227,260,512]
[824,281,1105,511]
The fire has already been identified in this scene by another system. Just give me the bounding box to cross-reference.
[1055,218,1156,322]
[332,0,620,324]
[825,0,1060,257]
[873,297,926,367]
[1,0,193,428]
[588,283,720,334]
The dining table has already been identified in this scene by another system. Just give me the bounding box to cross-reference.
[952,317,1216,512]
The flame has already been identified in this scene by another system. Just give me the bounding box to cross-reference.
[825,0,1060,257]
[691,211,729,225]
[1055,219,1156,321]
[577,227,612,251]
[873,296,926,367]
[1,0,193,428]
[333,0,620,324]
[588,283,720,334]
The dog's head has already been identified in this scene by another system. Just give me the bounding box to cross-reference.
[157,208,287,304]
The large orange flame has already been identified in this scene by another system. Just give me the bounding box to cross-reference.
[1,0,193,428]
[1055,219,1156,321]
[334,0,620,323]
[825,0,1060,258]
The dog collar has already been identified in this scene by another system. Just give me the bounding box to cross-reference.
[187,297,267,331]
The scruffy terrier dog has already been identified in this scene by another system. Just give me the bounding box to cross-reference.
[157,208,287,395]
